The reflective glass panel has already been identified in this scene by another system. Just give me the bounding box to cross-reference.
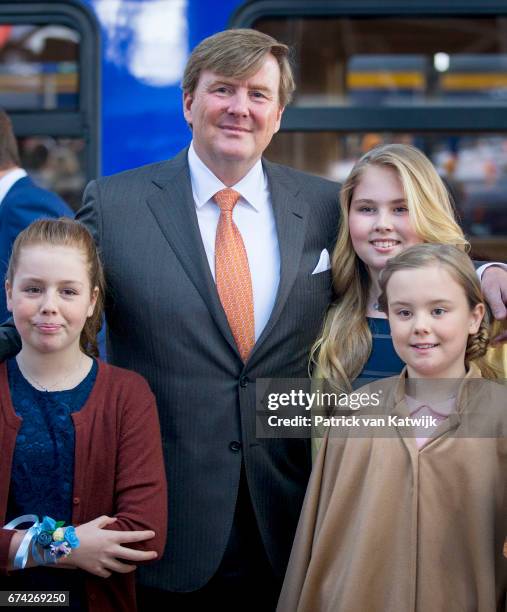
[266,132,507,261]
[18,136,86,211]
[0,24,79,110]
[257,17,507,107]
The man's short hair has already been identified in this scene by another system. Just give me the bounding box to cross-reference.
[0,110,20,170]
[182,28,295,107]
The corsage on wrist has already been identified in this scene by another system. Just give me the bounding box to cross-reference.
[4,514,80,569]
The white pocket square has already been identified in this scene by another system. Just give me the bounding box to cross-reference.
[312,249,331,274]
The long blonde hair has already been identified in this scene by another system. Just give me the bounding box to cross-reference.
[377,244,496,379]
[313,144,469,392]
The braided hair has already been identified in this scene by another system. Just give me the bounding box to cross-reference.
[378,243,498,380]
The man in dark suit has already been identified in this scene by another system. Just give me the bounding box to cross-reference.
[0,110,72,321]
[77,29,338,609]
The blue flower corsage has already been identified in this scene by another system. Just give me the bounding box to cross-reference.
[3,514,80,569]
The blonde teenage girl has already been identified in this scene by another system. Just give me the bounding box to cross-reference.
[314,143,504,392]
[314,144,469,389]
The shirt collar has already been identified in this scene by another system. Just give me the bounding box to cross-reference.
[0,168,27,205]
[394,362,483,414]
[188,142,265,212]
[405,394,456,418]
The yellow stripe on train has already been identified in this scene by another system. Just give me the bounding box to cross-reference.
[441,73,507,90]
[347,72,425,89]
[0,73,77,93]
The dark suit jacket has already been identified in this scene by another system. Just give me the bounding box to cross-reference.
[11,148,336,592]
[0,175,72,320]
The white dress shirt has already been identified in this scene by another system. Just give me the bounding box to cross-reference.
[0,168,27,206]
[188,143,280,341]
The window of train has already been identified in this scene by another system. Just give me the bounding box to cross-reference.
[252,15,507,260]
[257,17,507,108]
[0,24,79,110]
[265,132,507,261]
[0,5,98,212]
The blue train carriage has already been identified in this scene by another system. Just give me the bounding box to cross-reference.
[0,0,243,208]
[0,0,506,261]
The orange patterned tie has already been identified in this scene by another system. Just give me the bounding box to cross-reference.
[214,188,255,362]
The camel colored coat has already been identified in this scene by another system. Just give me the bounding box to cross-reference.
[278,365,507,612]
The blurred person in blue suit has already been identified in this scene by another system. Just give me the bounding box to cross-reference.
[0,110,72,321]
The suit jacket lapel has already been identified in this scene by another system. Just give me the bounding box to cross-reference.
[250,160,309,362]
[145,149,239,356]
[146,153,311,365]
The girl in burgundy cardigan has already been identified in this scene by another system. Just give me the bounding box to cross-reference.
[0,218,167,611]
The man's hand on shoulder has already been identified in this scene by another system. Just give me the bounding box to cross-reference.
[0,318,21,360]
[481,265,507,343]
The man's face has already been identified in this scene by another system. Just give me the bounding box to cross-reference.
[183,53,284,178]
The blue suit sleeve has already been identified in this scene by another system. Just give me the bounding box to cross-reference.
[3,184,72,246]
